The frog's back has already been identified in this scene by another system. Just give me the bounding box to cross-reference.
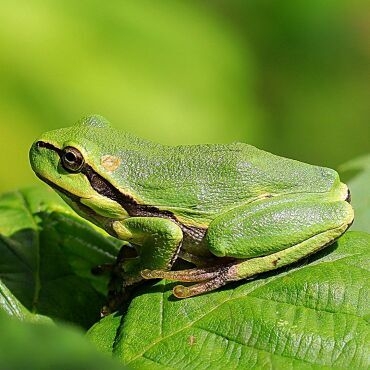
[46,117,339,224]
[117,140,339,222]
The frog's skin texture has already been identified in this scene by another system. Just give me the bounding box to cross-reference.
[29,115,354,298]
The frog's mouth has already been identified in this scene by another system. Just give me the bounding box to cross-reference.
[35,172,83,203]
[35,171,118,234]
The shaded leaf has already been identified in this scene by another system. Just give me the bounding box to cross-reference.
[0,186,120,328]
[0,279,51,323]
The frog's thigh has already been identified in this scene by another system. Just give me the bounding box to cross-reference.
[206,199,353,259]
[112,217,183,270]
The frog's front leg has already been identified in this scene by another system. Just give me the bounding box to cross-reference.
[142,197,354,298]
[112,217,183,284]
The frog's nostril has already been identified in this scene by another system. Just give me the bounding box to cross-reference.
[345,188,351,203]
[35,141,49,149]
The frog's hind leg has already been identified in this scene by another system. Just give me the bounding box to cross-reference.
[142,223,349,298]
[141,264,233,298]
[142,198,354,298]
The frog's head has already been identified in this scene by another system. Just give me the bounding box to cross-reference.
[29,115,139,223]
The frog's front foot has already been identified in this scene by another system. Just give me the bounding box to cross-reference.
[141,263,236,298]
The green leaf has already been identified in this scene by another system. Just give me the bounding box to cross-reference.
[0,186,120,328]
[2,185,368,368]
[339,154,370,233]
[0,278,51,323]
[0,310,125,370]
[88,231,370,369]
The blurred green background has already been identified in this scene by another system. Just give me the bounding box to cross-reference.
[1,0,369,193]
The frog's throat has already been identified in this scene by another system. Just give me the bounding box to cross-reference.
[36,141,206,242]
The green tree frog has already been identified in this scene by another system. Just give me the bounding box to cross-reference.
[29,115,354,298]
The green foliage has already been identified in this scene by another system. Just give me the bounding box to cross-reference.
[340,154,370,233]
[0,311,125,370]
[1,2,368,367]
[1,1,370,192]
[0,183,369,368]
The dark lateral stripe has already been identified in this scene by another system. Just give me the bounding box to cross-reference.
[36,141,62,154]
[37,140,141,213]
[37,141,206,240]
[80,164,175,218]
[37,140,171,215]
[81,165,207,241]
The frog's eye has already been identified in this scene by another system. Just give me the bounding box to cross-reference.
[61,146,85,173]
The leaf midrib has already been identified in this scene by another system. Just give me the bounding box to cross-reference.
[18,190,41,314]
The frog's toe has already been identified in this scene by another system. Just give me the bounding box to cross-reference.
[141,264,235,298]
[173,269,231,298]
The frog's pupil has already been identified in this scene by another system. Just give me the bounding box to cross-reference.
[65,152,76,163]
